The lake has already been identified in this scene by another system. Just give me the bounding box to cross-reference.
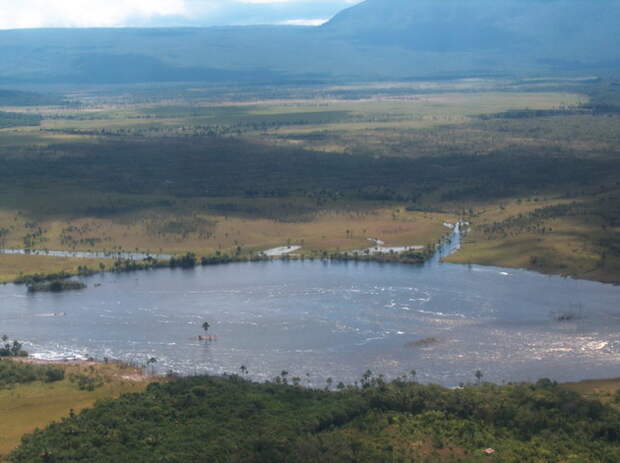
[1,228,619,387]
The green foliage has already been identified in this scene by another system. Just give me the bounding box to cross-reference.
[169,252,197,269]
[3,137,618,206]
[27,280,87,293]
[68,373,103,392]
[9,375,620,462]
[14,272,73,286]
[0,336,28,358]
[0,360,64,388]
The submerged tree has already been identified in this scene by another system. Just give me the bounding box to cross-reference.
[147,357,158,375]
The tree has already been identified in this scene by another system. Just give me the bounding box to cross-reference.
[147,357,158,375]
[202,322,210,333]
[475,370,484,384]
[0,337,26,357]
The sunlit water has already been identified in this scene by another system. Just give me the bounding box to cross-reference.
[1,229,619,387]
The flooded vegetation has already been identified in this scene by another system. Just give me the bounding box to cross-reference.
[26,280,86,293]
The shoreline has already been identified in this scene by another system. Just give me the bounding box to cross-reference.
[11,356,99,367]
[444,253,620,287]
[4,252,618,289]
[2,223,460,286]
[7,356,620,393]
[8,356,152,383]
[5,223,619,288]
[3,238,447,287]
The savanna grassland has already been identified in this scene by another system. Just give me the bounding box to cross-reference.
[0,77,619,282]
[2,78,620,462]
[0,357,152,461]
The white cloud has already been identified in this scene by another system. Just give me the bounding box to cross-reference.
[0,0,188,28]
[279,18,330,26]
[0,0,362,29]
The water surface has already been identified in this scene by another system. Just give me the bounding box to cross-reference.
[1,233,619,387]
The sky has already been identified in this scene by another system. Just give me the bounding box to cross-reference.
[0,0,363,29]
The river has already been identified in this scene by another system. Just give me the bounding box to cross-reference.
[1,226,619,387]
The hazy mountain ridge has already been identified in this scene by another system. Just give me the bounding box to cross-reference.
[324,0,620,59]
[0,0,618,85]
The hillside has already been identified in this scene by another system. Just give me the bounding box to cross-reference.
[0,0,619,85]
[325,0,620,57]
[8,374,620,462]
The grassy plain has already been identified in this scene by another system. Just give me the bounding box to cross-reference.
[562,378,620,411]
[0,187,455,281]
[446,195,620,284]
[1,77,619,461]
[0,254,108,284]
[0,360,151,461]
[0,77,618,283]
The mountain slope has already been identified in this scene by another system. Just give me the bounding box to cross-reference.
[0,0,618,85]
[324,0,620,62]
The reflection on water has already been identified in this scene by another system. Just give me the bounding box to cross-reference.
[0,226,619,387]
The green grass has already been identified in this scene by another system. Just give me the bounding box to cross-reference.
[0,361,150,461]
[0,255,109,284]
[562,378,620,406]
[446,196,620,283]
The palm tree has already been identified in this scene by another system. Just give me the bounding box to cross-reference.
[146,357,157,375]
[202,321,210,334]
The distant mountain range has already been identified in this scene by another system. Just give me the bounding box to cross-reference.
[0,0,618,85]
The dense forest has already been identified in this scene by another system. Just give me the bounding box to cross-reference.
[9,374,620,462]
[3,137,618,206]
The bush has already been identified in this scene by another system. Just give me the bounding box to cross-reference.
[8,375,620,462]
[0,360,64,388]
